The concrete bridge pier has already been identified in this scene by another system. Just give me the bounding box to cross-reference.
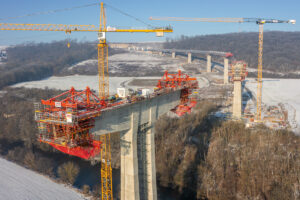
[187,52,192,63]
[120,112,140,200]
[172,52,176,58]
[207,55,212,72]
[224,58,229,84]
[233,81,242,118]
[92,90,181,200]
[120,104,158,200]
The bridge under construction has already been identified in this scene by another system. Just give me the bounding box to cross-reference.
[34,70,198,200]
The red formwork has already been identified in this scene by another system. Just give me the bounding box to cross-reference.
[156,70,199,116]
[48,140,101,160]
[35,87,104,160]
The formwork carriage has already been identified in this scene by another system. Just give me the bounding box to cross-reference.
[34,87,104,159]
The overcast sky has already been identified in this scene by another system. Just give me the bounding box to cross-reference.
[0,0,299,45]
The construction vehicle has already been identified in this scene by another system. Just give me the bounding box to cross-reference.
[149,16,295,121]
[0,2,172,199]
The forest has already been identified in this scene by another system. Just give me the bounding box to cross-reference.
[164,31,300,76]
[0,87,299,199]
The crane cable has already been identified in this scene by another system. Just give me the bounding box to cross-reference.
[0,2,158,29]
[104,3,155,28]
[0,3,100,21]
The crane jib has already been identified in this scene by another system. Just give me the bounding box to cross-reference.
[0,23,173,33]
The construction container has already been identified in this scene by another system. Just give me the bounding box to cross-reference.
[142,89,150,97]
[117,88,129,98]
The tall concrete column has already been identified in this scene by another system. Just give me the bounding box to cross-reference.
[172,52,176,59]
[136,106,158,200]
[233,81,242,118]
[120,111,140,200]
[224,58,229,84]
[145,107,157,200]
[187,52,192,63]
[92,90,182,200]
[207,55,212,72]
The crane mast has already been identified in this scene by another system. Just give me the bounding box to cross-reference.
[98,2,112,200]
[150,16,295,121]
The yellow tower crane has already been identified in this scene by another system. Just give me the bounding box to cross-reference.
[0,2,172,200]
[150,17,295,121]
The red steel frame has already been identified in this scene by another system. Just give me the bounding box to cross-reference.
[156,70,199,116]
[35,87,104,159]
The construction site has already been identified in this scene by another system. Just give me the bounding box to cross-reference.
[0,1,299,200]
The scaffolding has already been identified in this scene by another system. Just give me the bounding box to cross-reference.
[229,60,248,82]
[34,87,103,159]
[156,70,199,116]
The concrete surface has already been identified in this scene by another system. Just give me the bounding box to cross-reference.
[92,89,181,200]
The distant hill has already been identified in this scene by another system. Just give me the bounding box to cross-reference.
[164,31,300,74]
[0,40,123,89]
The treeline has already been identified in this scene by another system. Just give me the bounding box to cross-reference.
[0,40,97,89]
[155,102,218,199]
[0,40,124,89]
[197,122,299,200]
[155,104,300,199]
[164,31,300,74]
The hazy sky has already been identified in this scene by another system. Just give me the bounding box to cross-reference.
[0,0,299,45]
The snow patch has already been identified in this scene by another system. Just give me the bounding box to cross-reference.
[12,75,136,95]
[0,158,87,200]
[68,59,97,70]
[246,78,300,133]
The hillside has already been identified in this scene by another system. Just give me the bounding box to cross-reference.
[164,31,300,76]
[0,157,86,200]
[0,41,124,89]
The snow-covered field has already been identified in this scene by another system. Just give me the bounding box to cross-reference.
[0,158,87,200]
[68,52,185,74]
[12,74,211,94]
[246,78,300,133]
[12,75,134,94]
